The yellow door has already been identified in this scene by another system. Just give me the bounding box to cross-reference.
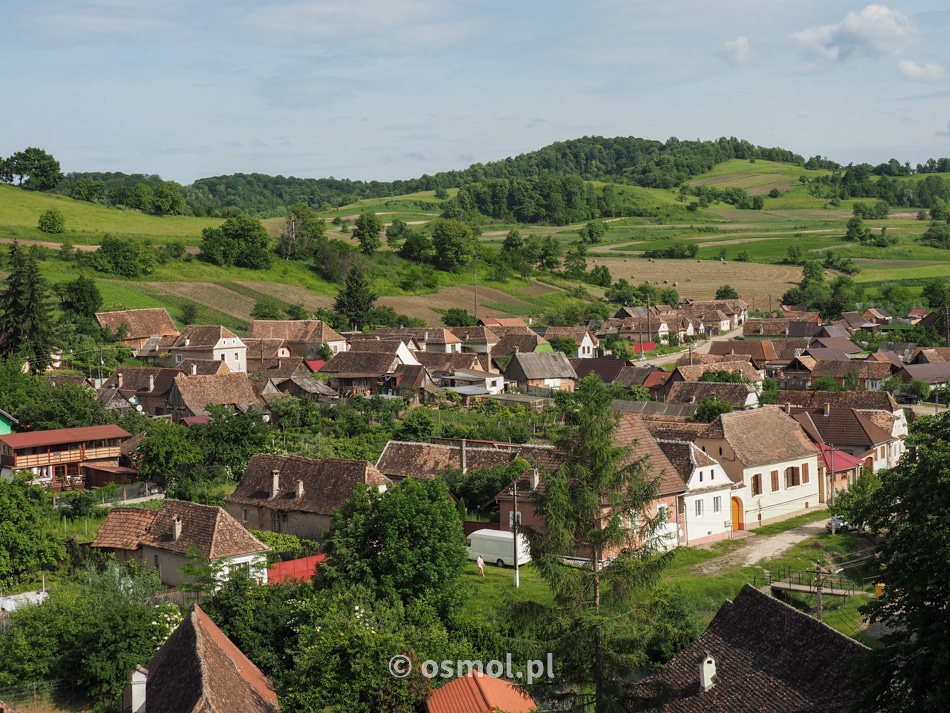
[731,497,743,531]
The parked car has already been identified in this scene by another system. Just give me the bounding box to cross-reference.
[826,516,852,533]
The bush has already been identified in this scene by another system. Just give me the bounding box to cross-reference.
[37,207,66,233]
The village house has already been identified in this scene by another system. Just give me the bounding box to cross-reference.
[243,338,296,373]
[0,424,131,490]
[100,367,182,416]
[504,351,578,393]
[666,381,759,410]
[244,319,347,359]
[225,454,391,541]
[707,340,778,369]
[535,326,599,358]
[92,499,269,587]
[693,407,820,531]
[375,439,535,484]
[374,327,463,353]
[122,604,281,713]
[319,349,419,398]
[166,372,261,420]
[426,671,537,713]
[165,325,248,373]
[656,439,735,546]
[447,325,501,354]
[95,308,180,356]
[666,361,764,396]
[629,584,868,712]
[788,403,900,474]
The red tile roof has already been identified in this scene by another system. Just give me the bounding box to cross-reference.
[0,424,130,449]
[96,308,179,340]
[427,672,537,713]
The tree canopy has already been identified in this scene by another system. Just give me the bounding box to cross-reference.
[0,147,63,191]
[199,214,273,269]
[334,265,377,330]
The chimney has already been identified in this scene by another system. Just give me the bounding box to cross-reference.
[148,374,155,392]
[528,468,540,491]
[184,337,190,347]
[172,516,182,542]
[823,403,830,417]
[514,346,520,354]
[190,363,197,375]
[461,439,467,474]
[295,479,304,499]
[700,653,717,691]
[784,400,791,415]
[117,372,123,389]
[127,665,148,713]
[271,469,280,498]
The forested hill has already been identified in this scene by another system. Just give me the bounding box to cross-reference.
[61,136,805,218]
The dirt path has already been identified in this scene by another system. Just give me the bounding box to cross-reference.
[692,522,826,576]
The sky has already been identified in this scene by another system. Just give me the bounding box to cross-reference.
[2,1,950,186]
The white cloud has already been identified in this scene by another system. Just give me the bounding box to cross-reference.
[898,60,948,82]
[792,4,918,63]
[720,36,750,66]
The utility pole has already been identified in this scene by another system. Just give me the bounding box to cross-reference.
[511,478,520,588]
[815,563,824,622]
[473,262,478,320]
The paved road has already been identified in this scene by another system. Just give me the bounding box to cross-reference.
[631,325,746,368]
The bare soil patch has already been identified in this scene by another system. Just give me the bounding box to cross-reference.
[692,523,826,576]
[140,282,258,320]
[233,281,334,311]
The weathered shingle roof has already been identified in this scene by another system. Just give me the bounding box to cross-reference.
[571,358,629,383]
[656,440,722,484]
[320,350,400,376]
[376,441,522,481]
[244,319,343,344]
[227,454,390,515]
[790,407,894,449]
[674,362,762,383]
[172,373,259,415]
[541,326,597,345]
[102,367,178,395]
[177,359,232,376]
[505,351,577,380]
[414,352,484,372]
[629,584,867,712]
[447,326,501,346]
[374,327,462,345]
[130,604,280,713]
[613,413,687,495]
[707,341,777,363]
[96,308,179,340]
[775,390,899,412]
[492,332,549,358]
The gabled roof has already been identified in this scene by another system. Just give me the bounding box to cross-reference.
[375,441,525,481]
[414,351,484,373]
[478,317,530,329]
[770,339,812,360]
[743,319,793,337]
[707,341,777,363]
[801,347,851,362]
[613,400,697,418]
[698,407,817,468]
[130,604,280,713]
[374,327,462,345]
[790,406,895,449]
[319,351,400,377]
[656,440,723,485]
[908,346,950,364]
[249,357,307,380]
[244,319,344,344]
[666,382,757,409]
[540,326,598,345]
[674,352,752,367]
[775,390,899,412]
[817,443,865,472]
[448,326,501,346]
[787,321,823,338]
[227,454,389,515]
[900,362,950,383]
[613,413,687,495]
[809,360,892,379]
[492,332,550,358]
[91,507,156,551]
[674,361,762,383]
[571,357,629,383]
[169,325,242,351]
[145,499,267,559]
[0,424,130,450]
[172,373,258,415]
[505,351,576,380]
[94,500,267,560]
[816,324,852,339]
[629,584,867,712]
[641,417,709,443]
[811,337,862,354]
[426,672,537,713]
[347,338,412,353]
[178,359,232,376]
[103,367,179,395]
[96,308,179,340]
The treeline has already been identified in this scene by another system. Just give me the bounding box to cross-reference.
[806,164,950,209]
[47,136,802,218]
[56,172,187,215]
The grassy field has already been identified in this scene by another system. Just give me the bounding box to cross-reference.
[3,160,950,326]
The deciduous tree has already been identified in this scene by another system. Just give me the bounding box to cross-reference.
[352,212,383,255]
[37,207,65,234]
[0,473,64,586]
[1,147,63,191]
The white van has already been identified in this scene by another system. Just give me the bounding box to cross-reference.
[465,528,531,568]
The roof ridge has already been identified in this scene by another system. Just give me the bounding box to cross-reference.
[191,606,214,711]
[473,673,493,712]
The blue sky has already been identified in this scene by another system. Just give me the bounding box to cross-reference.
[2,1,949,185]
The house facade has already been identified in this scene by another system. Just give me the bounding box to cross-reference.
[694,408,821,531]
[0,424,131,490]
[166,326,248,373]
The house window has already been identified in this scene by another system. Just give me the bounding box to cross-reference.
[785,466,801,488]
[234,352,239,361]
[752,473,762,496]
[699,470,703,482]
[771,470,780,492]
[220,354,226,361]
[241,508,248,525]
[695,500,704,517]
[713,496,722,513]
[153,554,160,569]
[271,513,281,533]
[175,354,183,364]
[802,463,809,483]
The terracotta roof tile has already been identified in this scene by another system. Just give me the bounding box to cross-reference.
[427,672,537,713]
[699,407,817,468]
[91,507,156,551]
[244,319,343,344]
[775,390,899,412]
[172,372,259,415]
[96,308,179,340]
[169,325,242,350]
[320,351,400,376]
[674,362,763,383]
[666,382,757,409]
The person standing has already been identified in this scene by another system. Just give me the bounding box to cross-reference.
[476,554,485,577]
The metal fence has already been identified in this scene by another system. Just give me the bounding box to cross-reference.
[0,678,80,710]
